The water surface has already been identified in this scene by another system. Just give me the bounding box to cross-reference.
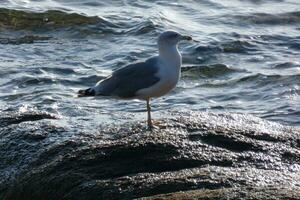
[0,0,299,127]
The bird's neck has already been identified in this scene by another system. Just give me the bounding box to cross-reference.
[158,44,182,68]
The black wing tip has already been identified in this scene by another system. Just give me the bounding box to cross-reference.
[78,88,95,97]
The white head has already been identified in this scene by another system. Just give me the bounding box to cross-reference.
[158,30,192,47]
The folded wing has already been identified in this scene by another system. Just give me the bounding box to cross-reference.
[93,57,160,98]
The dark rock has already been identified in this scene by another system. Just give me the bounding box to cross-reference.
[0,111,299,200]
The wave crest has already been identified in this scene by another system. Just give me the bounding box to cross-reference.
[235,11,300,25]
[182,64,245,78]
[0,8,108,30]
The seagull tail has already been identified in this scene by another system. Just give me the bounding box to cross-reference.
[78,87,96,97]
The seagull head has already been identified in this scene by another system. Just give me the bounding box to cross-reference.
[158,30,193,46]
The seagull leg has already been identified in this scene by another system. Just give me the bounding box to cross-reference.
[146,99,166,130]
[146,98,153,129]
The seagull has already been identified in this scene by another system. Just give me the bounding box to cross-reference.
[78,30,193,129]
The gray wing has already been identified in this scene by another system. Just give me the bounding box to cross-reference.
[95,57,160,98]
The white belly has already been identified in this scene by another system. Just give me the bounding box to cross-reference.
[136,65,180,99]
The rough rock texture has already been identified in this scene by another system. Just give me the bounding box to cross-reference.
[0,111,299,200]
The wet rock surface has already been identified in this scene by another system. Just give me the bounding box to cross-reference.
[0,111,299,200]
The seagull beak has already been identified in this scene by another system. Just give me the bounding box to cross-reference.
[181,35,193,41]
[181,35,198,42]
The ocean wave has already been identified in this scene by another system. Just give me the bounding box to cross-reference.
[261,110,300,126]
[2,76,57,88]
[39,67,77,75]
[251,34,300,51]
[182,64,245,78]
[234,73,300,88]
[1,74,104,89]
[234,11,300,25]
[272,62,300,69]
[198,73,300,88]
[124,19,158,35]
[193,44,221,54]
[258,34,300,42]
[0,35,51,44]
[0,8,109,30]
[0,8,161,37]
[220,40,257,53]
[193,39,258,55]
